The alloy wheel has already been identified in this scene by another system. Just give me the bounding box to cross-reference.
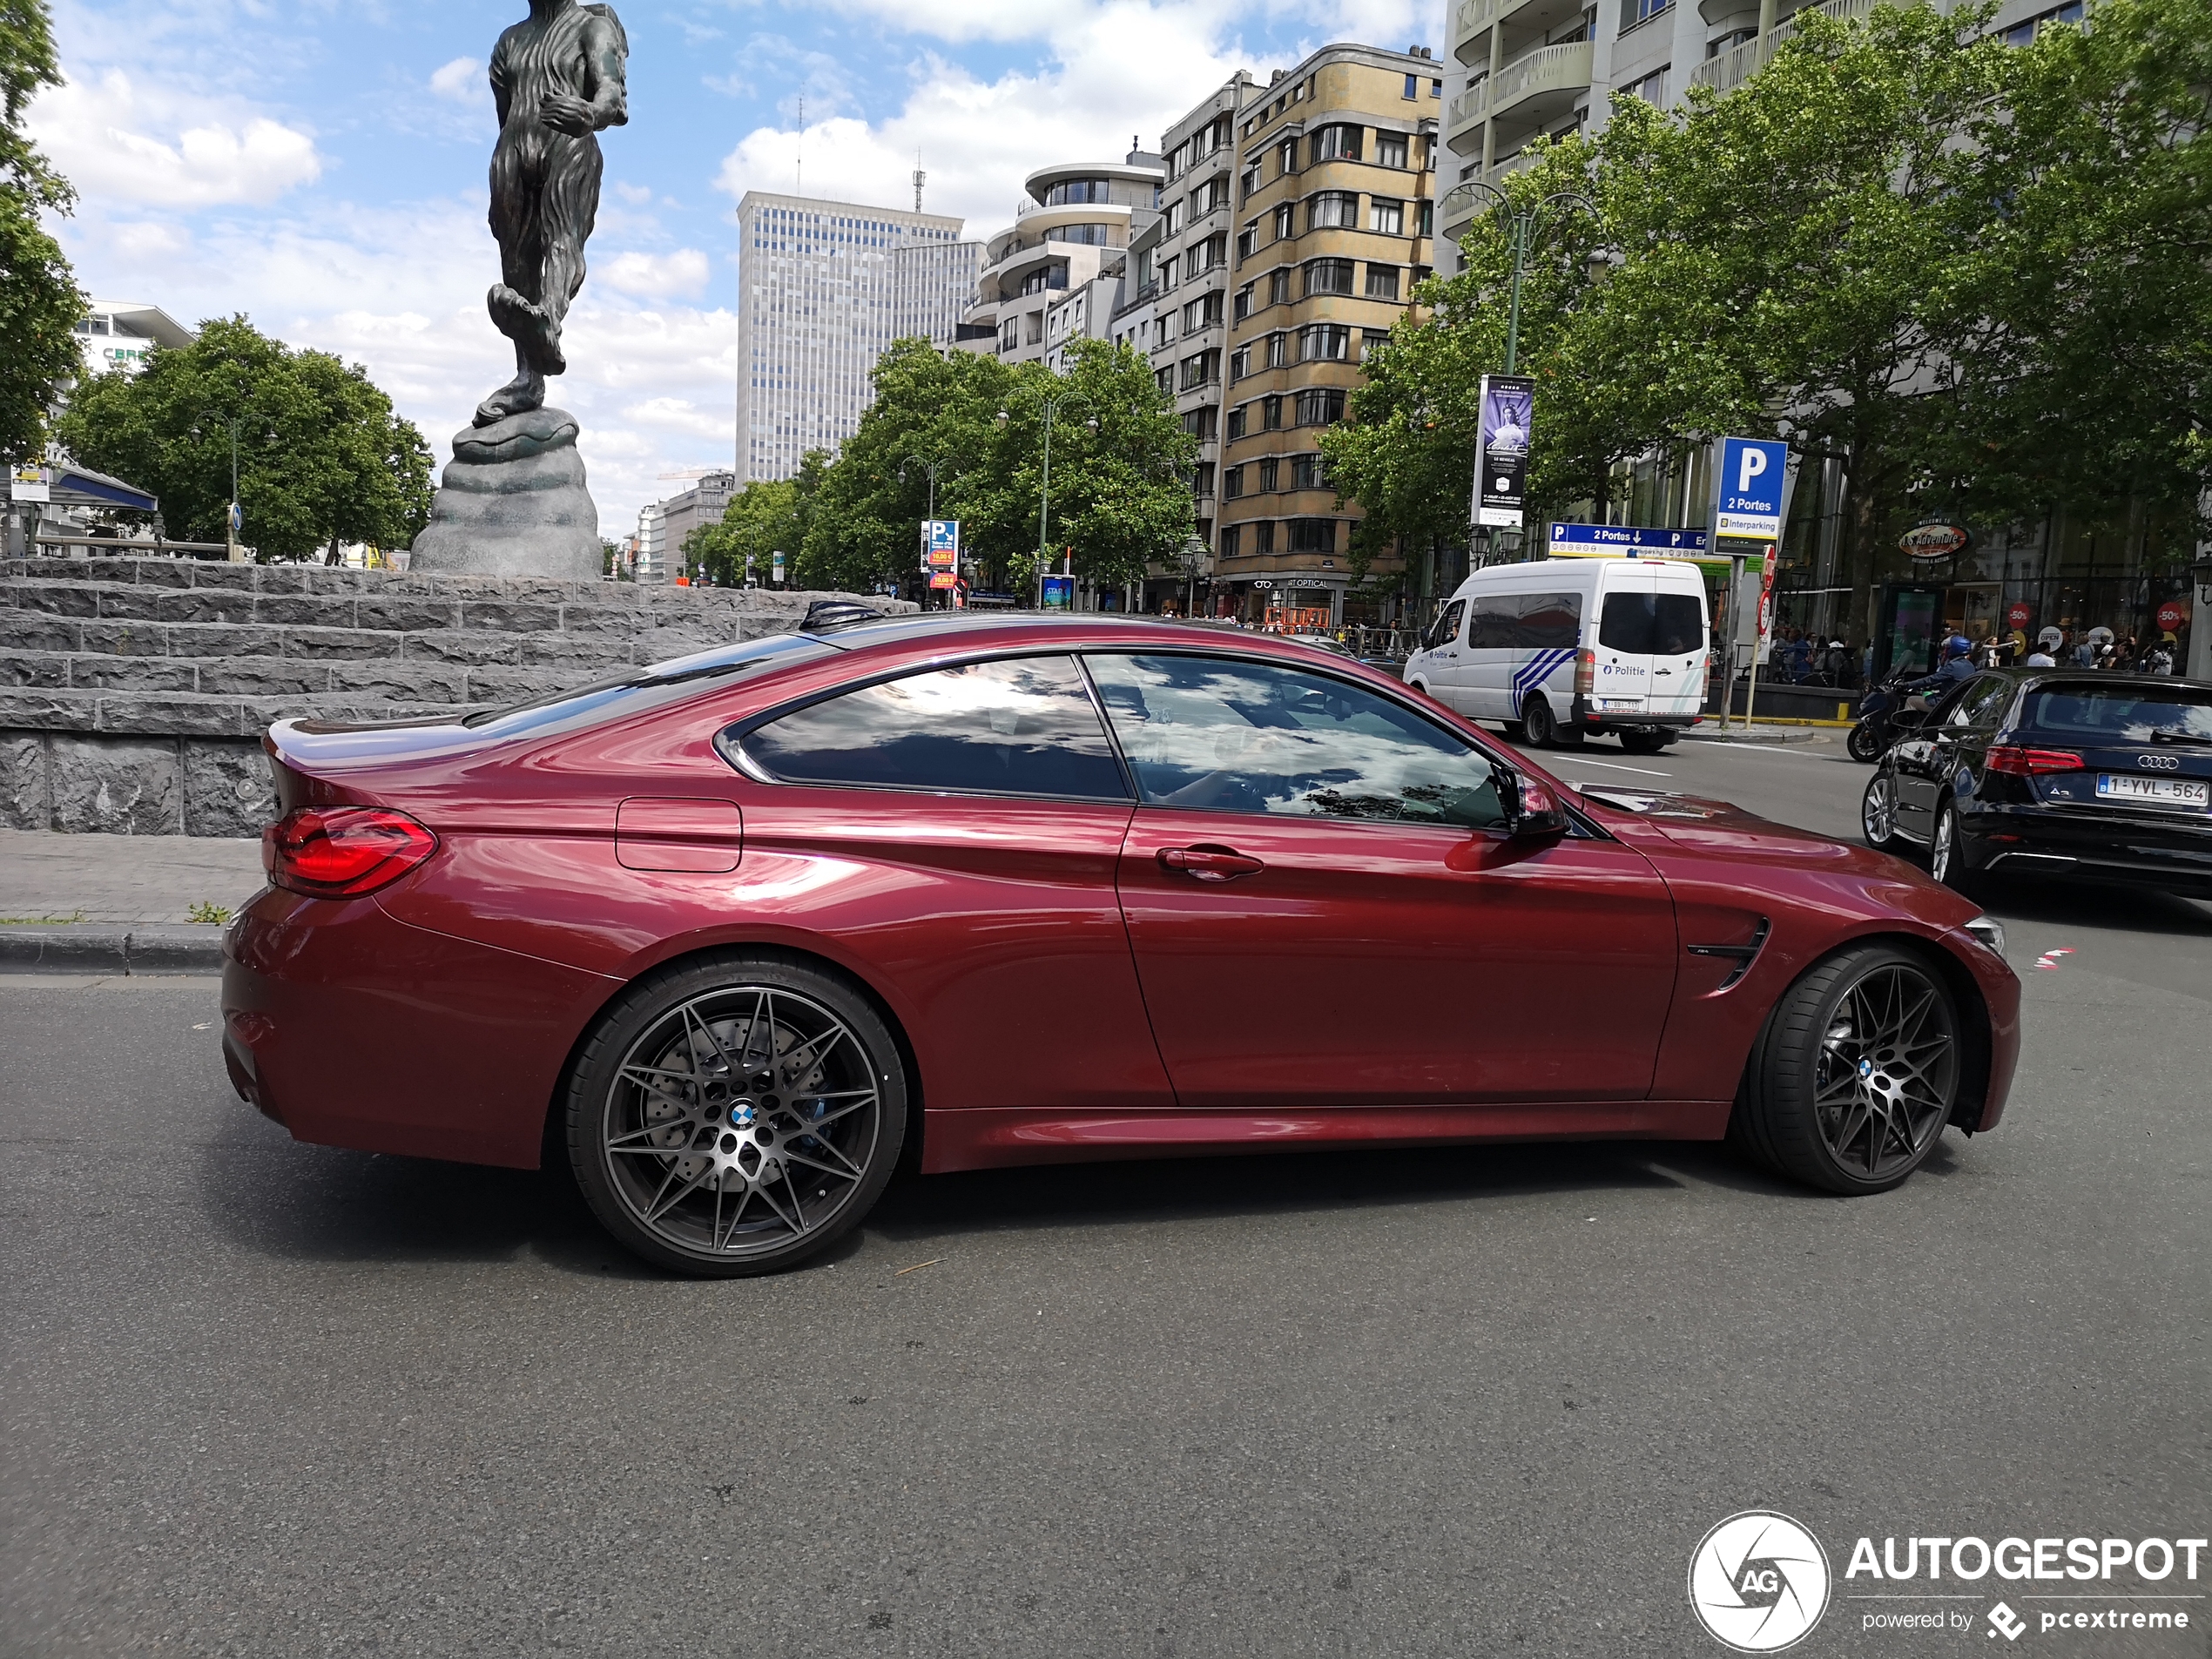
[1862,774,1896,846]
[599,985,883,1260]
[1931,806,1955,882]
[1813,962,1957,1179]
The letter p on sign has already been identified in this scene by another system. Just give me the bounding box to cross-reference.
[1737,447,1768,491]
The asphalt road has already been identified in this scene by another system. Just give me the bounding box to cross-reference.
[3,736,2207,1658]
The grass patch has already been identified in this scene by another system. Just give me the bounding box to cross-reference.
[186,900,233,926]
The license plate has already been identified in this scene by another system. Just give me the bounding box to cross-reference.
[1596,698,1640,711]
[2094,772,2209,809]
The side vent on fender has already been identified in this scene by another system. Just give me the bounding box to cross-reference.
[1686,917,1770,991]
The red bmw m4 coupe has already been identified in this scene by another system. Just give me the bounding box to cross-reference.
[221,612,2019,1276]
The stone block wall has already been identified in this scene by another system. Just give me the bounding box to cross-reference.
[0,557,913,834]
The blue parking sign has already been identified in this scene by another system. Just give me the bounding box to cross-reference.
[1716,438,1789,540]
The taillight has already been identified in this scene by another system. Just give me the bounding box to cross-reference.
[1575,649,1595,697]
[1985,745,2084,776]
[262,806,437,897]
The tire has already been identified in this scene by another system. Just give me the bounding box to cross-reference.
[565,954,908,1277]
[1522,693,1580,747]
[1619,730,1672,755]
[1846,720,1886,764]
[1860,770,1904,851]
[1929,798,1981,899]
[1729,944,1962,1194]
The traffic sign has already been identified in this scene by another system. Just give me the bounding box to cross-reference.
[926,519,958,553]
[1716,438,1789,540]
[1548,523,1710,556]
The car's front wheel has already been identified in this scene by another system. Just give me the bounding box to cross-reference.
[1860,771,1904,851]
[1730,944,1964,1195]
[565,954,907,1277]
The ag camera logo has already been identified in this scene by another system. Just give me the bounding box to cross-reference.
[1689,1511,1832,1651]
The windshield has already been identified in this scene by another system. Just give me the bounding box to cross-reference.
[1599,591,1704,657]
[459,635,836,738]
[2020,682,2212,743]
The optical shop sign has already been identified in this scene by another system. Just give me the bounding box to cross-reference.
[1688,1511,2204,1652]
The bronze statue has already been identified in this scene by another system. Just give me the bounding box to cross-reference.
[475,0,628,426]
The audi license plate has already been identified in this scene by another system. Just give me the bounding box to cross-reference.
[2094,772,2209,809]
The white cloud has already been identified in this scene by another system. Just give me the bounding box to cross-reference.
[428,57,482,100]
[30,68,321,207]
[597,248,712,299]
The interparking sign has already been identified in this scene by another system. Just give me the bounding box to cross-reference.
[1716,437,1789,540]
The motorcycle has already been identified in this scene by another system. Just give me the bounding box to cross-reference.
[1847,675,1923,764]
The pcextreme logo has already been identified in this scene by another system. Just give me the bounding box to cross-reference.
[1689,1511,1833,1652]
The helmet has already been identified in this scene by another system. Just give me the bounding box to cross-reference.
[1943,635,1973,658]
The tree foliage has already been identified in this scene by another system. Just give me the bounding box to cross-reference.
[57,316,434,558]
[0,0,84,464]
[685,462,821,586]
[1325,0,2212,632]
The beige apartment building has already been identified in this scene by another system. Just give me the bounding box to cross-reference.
[1214,44,1442,628]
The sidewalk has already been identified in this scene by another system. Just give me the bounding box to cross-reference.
[0,828,262,973]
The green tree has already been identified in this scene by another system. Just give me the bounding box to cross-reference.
[685,463,819,586]
[56,315,433,559]
[0,0,84,465]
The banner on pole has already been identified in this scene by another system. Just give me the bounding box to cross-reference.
[1473,375,1534,529]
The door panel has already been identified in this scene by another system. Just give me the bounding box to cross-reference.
[1117,808,1680,1107]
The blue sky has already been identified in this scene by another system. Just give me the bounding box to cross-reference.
[32,0,1435,526]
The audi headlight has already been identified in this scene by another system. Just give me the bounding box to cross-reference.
[1961,916,2006,957]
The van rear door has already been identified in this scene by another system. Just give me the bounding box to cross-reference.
[1595,568,1706,718]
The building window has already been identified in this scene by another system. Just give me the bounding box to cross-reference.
[1045,223,1116,245]
[1233,283,1254,321]
[1278,138,1298,176]
[1311,125,1363,164]
[1027,312,1045,344]
[1308,191,1359,231]
[1001,320,1018,352]
[1268,268,1291,305]
[1263,395,1284,430]
[1432,78,1443,97]
[1360,329,1387,362]
[1258,456,1279,492]
[1418,200,1433,236]
[1156,366,1175,395]
[1223,465,1244,500]
[1045,178,1110,206]
[1304,258,1356,296]
[1265,332,1288,368]
[1295,387,1346,425]
[1288,517,1338,552]
[1254,522,1276,555]
[1366,264,1400,300]
[1165,201,1185,235]
[1291,453,1328,490]
[1402,72,1420,100]
[1620,65,1668,102]
[1153,317,1172,352]
[1238,222,1258,260]
[1219,524,1241,557]
[1192,463,1216,499]
[1229,346,1251,381]
[1376,132,1408,169]
[1160,254,1178,290]
[1227,405,1248,440]
[1184,292,1223,331]
[1241,163,1262,199]
[1369,198,1404,235]
[1183,406,1217,440]
[1626,0,1670,24]
[1300,323,1352,361]
[1273,203,1295,240]
[1193,177,1230,215]
[1179,351,1219,390]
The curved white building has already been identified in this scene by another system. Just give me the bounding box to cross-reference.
[965,156,1163,367]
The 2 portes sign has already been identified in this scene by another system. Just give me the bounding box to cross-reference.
[1716,438,1789,541]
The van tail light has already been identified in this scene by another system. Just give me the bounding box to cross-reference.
[1574,649,1595,697]
[263,806,438,897]
[1985,745,2084,776]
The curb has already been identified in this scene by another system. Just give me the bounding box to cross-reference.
[0,922,226,974]
[1680,725,1821,745]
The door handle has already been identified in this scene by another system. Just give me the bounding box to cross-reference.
[1157,845,1265,882]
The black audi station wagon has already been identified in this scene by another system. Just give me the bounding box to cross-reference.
[1861,669,2212,898]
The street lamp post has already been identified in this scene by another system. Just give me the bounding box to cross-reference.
[900,455,951,606]
[208,414,244,563]
[997,390,1096,609]
[1434,183,1597,374]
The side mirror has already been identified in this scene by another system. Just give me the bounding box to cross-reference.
[1504,771,1568,840]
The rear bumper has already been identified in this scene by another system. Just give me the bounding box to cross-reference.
[221,887,620,1168]
[1572,696,1701,732]
[1960,802,2212,894]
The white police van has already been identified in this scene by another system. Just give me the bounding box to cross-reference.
[1403,557,1709,753]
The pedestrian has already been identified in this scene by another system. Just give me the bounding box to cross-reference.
[2025,640,2056,667]
[2139,633,2176,676]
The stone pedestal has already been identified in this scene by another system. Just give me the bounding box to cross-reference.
[409,408,601,582]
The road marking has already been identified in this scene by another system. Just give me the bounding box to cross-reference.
[1549,756,1674,777]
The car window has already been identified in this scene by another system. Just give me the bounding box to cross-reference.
[1599,591,1705,657]
[2020,681,2212,741]
[1084,652,1507,830]
[1469,590,1581,651]
[1422,600,1466,651]
[1945,674,2013,728]
[732,654,1130,800]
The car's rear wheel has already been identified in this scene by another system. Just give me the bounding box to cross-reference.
[1523,694,1578,747]
[1730,944,1962,1195]
[566,954,907,1277]
[1929,799,1981,898]
[1860,771,1903,851]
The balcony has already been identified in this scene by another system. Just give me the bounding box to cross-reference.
[1447,38,1593,151]
[1688,0,1913,95]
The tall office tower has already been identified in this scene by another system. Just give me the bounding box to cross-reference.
[734,192,983,483]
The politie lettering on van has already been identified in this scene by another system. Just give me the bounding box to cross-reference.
[1403,557,1710,754]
